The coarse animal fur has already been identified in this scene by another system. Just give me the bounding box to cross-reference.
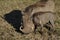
[20,0,55,34]
[20,0,49,33]
[23,0,55,17]
[32,12,56,31]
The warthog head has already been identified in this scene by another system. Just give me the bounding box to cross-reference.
[20,12,35,34]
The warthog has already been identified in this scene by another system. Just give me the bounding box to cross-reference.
[20,0,48,34]
[20,0,55,34]
[20,13,35,34]
[32,12,56,31]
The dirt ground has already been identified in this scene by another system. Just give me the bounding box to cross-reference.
[0,0,60,40]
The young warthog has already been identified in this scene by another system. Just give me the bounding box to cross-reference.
[32,12,56,31]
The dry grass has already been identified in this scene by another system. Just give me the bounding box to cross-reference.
[0,0,60,40]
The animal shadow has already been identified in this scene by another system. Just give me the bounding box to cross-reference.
[4,10,23,33]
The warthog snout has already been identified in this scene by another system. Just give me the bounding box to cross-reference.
[20,25,34,34]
